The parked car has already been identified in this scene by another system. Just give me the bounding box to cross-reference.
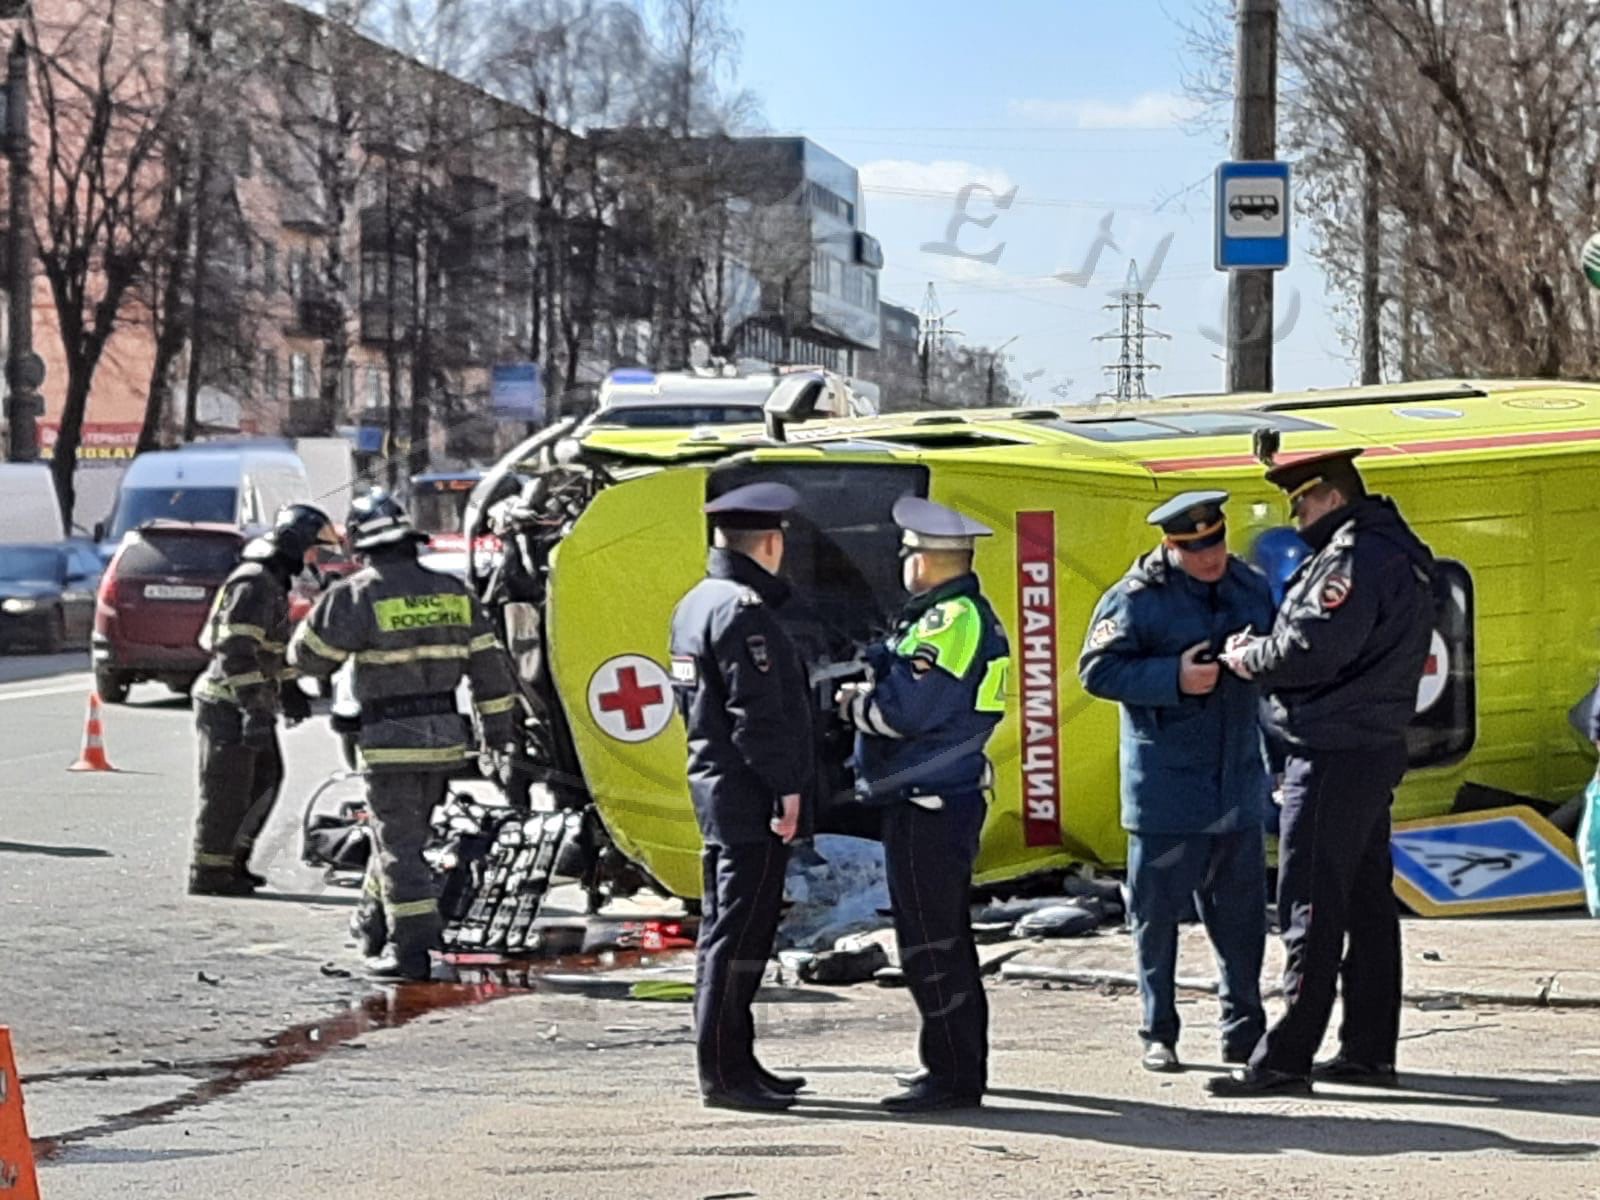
[96,441,313,560]
[93,522,245,703]
[0,543,97,652]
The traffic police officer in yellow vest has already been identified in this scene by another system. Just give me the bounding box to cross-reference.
[289,494,518,980]
[191,503,338,896]
[838,496,1010,1113]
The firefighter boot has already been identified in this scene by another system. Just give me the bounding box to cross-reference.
[365,944,434,981]
[188,864,258,897]
[233,848,268,890]
[349,901,389,958]
[367,907,442,981]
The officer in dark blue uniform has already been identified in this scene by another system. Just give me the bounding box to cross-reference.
[669,482,814,1113]
[1212,449,1436,1097]
[1079,491,1274,1074]
[837,496,1010,1113]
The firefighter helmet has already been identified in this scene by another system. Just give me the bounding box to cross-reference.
[348,490,427,551]
[244,503,338,562]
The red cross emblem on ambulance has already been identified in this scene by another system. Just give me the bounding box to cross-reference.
[587,655,674,743]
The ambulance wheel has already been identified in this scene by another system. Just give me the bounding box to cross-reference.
[96,669,130,705]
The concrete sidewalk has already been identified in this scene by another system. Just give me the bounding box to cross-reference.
[1002,914,1600,1008]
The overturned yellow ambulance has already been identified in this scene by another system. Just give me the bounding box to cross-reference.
[470,378,1600,902]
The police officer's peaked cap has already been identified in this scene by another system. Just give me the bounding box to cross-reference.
[1147,490,1229,551]
[1263,447,1366,500]
[892,496,993,551]
[703,481,800,530]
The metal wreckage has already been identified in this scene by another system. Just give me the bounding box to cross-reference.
[305,373,1600,944]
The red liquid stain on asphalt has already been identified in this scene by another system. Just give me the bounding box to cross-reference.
[32,947,686,1163]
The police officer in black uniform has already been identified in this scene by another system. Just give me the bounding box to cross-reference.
[838,497,1009,1113]
[1212,449,1436,1097]
[669,482,814,1113]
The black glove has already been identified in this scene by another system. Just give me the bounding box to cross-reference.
[241,709,277,750]
[280,682,312,726]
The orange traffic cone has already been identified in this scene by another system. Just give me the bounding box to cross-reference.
[68,692,118,773]
[0,1028,41,1199]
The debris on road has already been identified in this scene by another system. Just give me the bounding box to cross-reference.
[1011,900,1106,939]
[195,971,221,987]
[797,940,889,986]
[777,835,890,950]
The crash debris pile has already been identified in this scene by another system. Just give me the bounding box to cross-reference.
[433,796,587,955]
[302,792,590,957]
[772,835,1128,986]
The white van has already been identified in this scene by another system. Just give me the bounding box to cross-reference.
[294,436,358,514]
[0,463,66,545]
[98,442,313,550]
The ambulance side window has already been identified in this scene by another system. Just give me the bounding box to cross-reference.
[706,463,929,656]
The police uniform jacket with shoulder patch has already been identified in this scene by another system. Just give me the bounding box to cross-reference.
[847,572,1009,804]
[669,548,814,847]
[287,555,517,771]
[195,559,293,717]
[1079,549,1275,836]
[1238,495,1436,753]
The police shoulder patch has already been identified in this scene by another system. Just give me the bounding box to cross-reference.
[1319,574,1352,610]
[1124,578,1146,593]
[1088,618,1121,649]
[918,602,956,635]
[746,634,771,672]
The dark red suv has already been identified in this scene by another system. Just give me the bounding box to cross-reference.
[93,522,244,703]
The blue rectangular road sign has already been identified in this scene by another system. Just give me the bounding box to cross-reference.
[1390,805,1586,917]
[1215,160,1291,271]
[491,363,544,423]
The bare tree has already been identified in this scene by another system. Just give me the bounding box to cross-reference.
[1185,0,1600,382]
[30,0,175,517]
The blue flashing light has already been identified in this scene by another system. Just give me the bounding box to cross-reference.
[607,368,656,385]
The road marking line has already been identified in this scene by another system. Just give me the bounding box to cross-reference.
[0,677,93,703]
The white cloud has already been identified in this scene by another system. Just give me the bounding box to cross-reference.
[1008,92,1201,130]
[859,159,1016,198]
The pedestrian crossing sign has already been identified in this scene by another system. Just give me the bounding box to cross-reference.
[1391,805,1585,916]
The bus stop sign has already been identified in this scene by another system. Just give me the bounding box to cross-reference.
[1215,161,1291,271]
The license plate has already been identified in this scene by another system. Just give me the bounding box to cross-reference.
[144,583,206,601]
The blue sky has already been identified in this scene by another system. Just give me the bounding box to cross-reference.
[733,0,1352,402]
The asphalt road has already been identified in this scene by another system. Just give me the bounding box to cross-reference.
[0,648,91,685]
[5,673,1600,1197]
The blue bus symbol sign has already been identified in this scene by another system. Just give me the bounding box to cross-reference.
[1215,161,1291,271]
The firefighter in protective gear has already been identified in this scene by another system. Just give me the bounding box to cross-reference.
[190,503,337,897]
[288,494,518,980]
[836,496,1009,1114]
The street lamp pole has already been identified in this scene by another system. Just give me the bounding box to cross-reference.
[4,31,43,462]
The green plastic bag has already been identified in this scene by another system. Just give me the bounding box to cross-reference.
[1580,773,1600,918]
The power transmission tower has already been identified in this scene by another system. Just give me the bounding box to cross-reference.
[1095,261,1169,403]
[916,283,961,407]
